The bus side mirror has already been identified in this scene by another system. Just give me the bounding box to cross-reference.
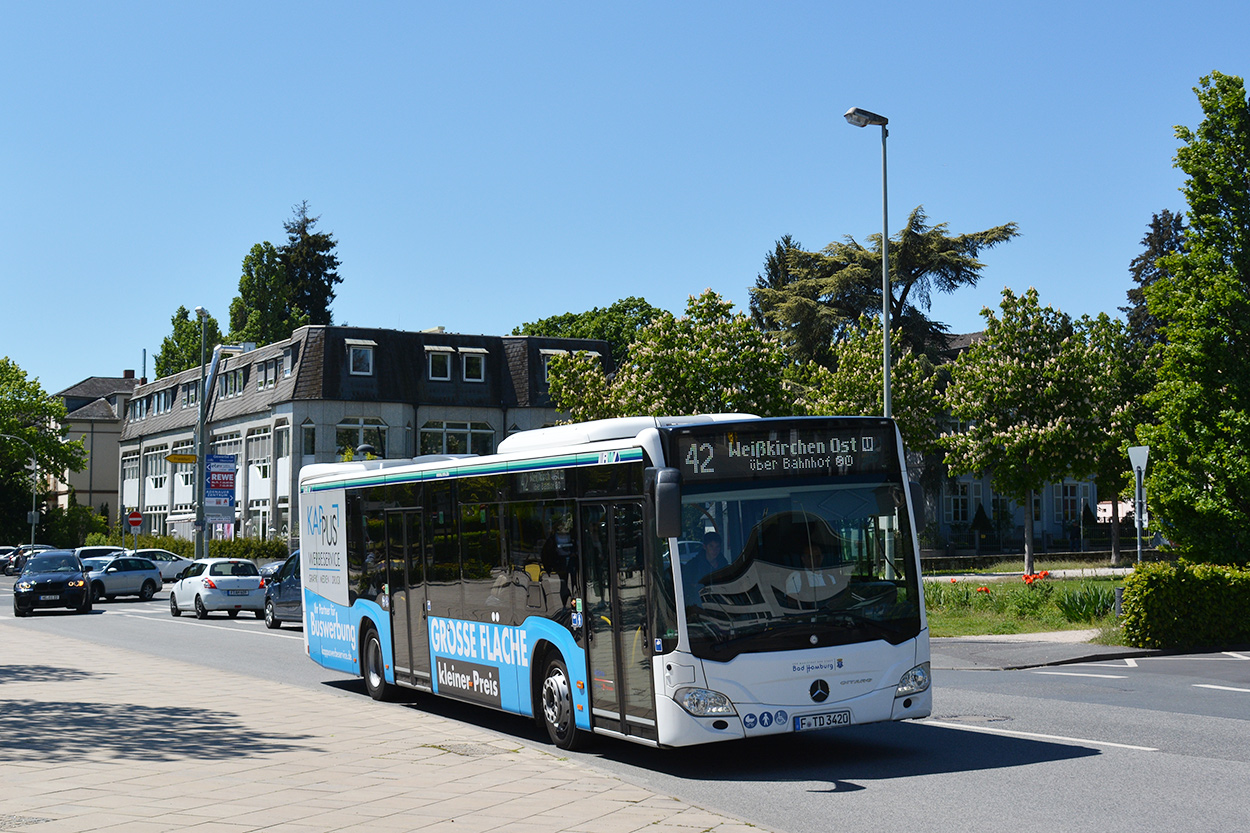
[909,481,925,530]
[647,467,683,539]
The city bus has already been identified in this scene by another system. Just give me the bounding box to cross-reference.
[297,414,931,749]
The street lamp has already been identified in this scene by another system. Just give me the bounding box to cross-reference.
[1,433,38,546]
[194,306,208,560]
[844,106,891,418]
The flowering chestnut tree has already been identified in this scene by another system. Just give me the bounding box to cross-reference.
[941,288,1107,573]
[547,290,792,420]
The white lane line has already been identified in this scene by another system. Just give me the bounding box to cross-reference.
[1194,684,1250,693]
[111,611,304,640]
[1034,671,1128,679]
[1223,652,1250,660]
[924,720,1159,752]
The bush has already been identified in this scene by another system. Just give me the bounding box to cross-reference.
[87,531,290,563]
[1121,561,1250,649]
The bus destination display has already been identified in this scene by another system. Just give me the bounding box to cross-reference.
[671,421,895,482]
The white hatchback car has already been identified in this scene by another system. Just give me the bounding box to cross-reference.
[169,558,266,620]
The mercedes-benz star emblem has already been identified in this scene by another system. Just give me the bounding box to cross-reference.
[810,679,830,702]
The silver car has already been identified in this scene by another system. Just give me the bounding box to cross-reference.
[169,558,266,620]
[127,548,193,582]
[82,555,163,603]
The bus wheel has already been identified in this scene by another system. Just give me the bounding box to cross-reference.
[362,628,396,702]
[540,655,583,750]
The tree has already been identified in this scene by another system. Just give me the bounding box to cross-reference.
[941,288,1106,574]
[1081,313,1151,565]
[0,358,87,543]
[229,242,310,345]
[547,290,792,421]
[154,306,223,378]
[752,207,1019,365]
[786,316,939,455]
[1121,209,1185,350]
[513,297,662,366]
[1140,71,1250,563]
[281,200,341,326]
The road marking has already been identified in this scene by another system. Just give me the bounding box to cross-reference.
[1193,684,1250,693]
[924,720,1158,752]
[1224,652,1250,661]
[112,611,304,640]
[1034,671,1128,679]
[1085,658,1138,668]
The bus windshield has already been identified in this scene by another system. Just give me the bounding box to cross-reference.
[676,478,922,660]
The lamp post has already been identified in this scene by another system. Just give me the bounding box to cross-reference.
[1,433,38,546]
[194,306,208,560]
[844,106,891,418]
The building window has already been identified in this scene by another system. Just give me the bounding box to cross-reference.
[427,346,453,381]
[539,349,568,384]
[122,454,140,482]
[461,349,486,382]
[256,358,281,390]
[943,480,981,524]
[346,339,376,376]
[420,421,494,456]
[172,441,195,487]
[143,447,169,490]
[336,418,387,459]
[283,346,295,377]
[302,423,316,457]
[182,382,198,409]
[212,432,243,462]
[247,428,272,481]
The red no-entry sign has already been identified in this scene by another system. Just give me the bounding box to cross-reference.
[127,510,142,528]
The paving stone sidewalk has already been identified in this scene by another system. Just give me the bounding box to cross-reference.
[0,624,771,833]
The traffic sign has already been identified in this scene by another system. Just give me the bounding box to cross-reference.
[127,510,143,528]
[166,453,197,465]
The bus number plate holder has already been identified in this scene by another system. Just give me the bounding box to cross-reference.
[795,710,851,731]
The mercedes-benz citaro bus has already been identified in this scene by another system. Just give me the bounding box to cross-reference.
[298,414,930,749]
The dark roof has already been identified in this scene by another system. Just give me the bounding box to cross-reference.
[65,398,120,421]
[119,326,612,441]
[57,376,139,400]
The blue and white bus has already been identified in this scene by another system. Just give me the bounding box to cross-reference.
[298,414,930,749]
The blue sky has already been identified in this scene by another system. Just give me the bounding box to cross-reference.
[3,1,1246,396]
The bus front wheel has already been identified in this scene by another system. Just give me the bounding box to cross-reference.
[540,655,584,750]
[362,628,396,702]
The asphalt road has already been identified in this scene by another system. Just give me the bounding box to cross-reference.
[3,576,1248,832]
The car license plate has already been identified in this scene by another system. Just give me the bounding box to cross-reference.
[794,710,852,731]
[39,594,60,601]
[227,590,250,596]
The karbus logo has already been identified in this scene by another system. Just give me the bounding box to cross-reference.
[306,502,340,547]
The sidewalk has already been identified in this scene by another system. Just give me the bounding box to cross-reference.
[0,623,769,833]
[931,629,1158,671]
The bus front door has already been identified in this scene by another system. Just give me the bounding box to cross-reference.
[385,509,430,689]
[579,501,657,743]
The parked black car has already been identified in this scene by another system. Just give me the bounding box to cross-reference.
[263,550,301,629]
[13,550,92,616]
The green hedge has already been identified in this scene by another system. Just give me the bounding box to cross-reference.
[83,532,291,564]
[1121,561,1250,649]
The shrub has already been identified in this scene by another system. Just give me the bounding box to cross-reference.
[1121,561,1250,649]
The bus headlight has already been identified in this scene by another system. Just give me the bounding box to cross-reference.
[674,687,736,717]
[896,662,931,697]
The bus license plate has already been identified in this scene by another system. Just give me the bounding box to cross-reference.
[795,710,851,732]
[228,590,250,596]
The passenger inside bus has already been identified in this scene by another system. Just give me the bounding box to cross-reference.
[682,531,727,606]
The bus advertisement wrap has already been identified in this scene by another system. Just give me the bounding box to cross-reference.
[300,487,348,607]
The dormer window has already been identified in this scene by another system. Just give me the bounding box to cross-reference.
[426,345,454,381]
[346,339,376,376]
[460,347,487,382]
